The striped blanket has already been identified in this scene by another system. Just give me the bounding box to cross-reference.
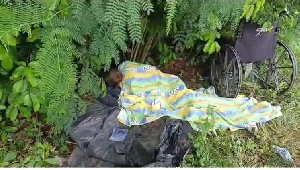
[117,61,282,131]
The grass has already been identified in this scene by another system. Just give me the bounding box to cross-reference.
[182,80,300,167]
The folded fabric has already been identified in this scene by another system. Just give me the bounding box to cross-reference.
[117,61,282,131]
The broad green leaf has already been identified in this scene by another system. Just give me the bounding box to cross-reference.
[13,80,23,94]
[23,94,31,106]
[4,151,17,162]
[5,105,13,114]
[5,126,18,133]
[203,33,211,41]
[1,133,8,142]
[19,106,31,118]
[208,42,216,54]
[35,161,44,167]
[27,28,41,42]
[0,45,13,70]
[1,57,13,71]
[11,66,25,80]
[24,68,37,87]
[30,94,40,112]
[215,42,221,52]
[203,42,211,53]
[21,80,28,93]
[0,162,9,167]
[8,94,22,105]
[17,61,26,66]
[25,160,36,167]
[163,43,168,51]
[28,61,38,69]
[23,156,32,164]
[45,157,59,165]
[0,105,6,110]
[34,155,42,161]
[7,107,18,121]
[1,33,17,46]
[0,88,2,99]
[11,163,21,167]
[172,53,176,59]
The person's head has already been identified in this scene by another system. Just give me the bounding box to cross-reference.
[104,67,123,87]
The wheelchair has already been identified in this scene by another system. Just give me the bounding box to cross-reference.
[210,21,298,98]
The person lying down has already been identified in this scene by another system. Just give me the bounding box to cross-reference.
[105,61,282,132]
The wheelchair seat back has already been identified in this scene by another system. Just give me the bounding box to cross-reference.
[235,22,278,63]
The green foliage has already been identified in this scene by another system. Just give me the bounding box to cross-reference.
[78,68,106,98]
[0,0,58,46]
[0,62,44,122]
[0,44,13,70]
[0,142,59,167]
[0,117,62,167]
[165,0,179,35]
[250,0,300,58]
[0,151,17,167]
[105,0,154,50]
[35,16,78,132]
[0,1,300,167]
[88,28,119,71]
[183,131,264,167]
[0,0,155,133]
[241,0,265,22]
[158,42,177,66]
[170,0,246,55]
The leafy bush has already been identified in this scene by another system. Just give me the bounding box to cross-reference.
[0,0,154,133]
[0,1,300,167]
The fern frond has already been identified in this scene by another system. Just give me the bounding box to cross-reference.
[71,0,97,36]
[126,1,142,43]
[47,94,76,133]
[105,0,154,51]
[71,0,86,20]
[165,0,179,35]
[106,0,128,50]
[43,16,86,45]
[90,0,105,24]
[78,68,106,98]
[89,28,119,71]
[140,0,154,15]
[3,0,45,33]
[173,0,247,52]
[0,0,11,5]
[36,17,78,131]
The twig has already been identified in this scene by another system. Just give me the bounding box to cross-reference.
[65,141,76,145]
[141,35,155,63]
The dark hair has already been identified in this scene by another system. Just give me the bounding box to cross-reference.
[98,66,120,87]
[98,63,118,78]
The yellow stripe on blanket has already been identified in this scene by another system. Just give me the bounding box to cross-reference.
[117,61,283,131]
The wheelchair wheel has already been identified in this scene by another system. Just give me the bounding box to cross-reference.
[211,44,242,98]
[253,41,297,95]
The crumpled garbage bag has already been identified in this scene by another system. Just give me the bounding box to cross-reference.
[67,87,193,167]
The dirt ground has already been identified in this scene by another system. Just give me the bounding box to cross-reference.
[160,58,210,89]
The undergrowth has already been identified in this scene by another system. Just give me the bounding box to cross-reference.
[183,79,300,167]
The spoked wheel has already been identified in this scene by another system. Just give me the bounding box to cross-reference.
[252,41,297,95]
[211,44,242,98]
